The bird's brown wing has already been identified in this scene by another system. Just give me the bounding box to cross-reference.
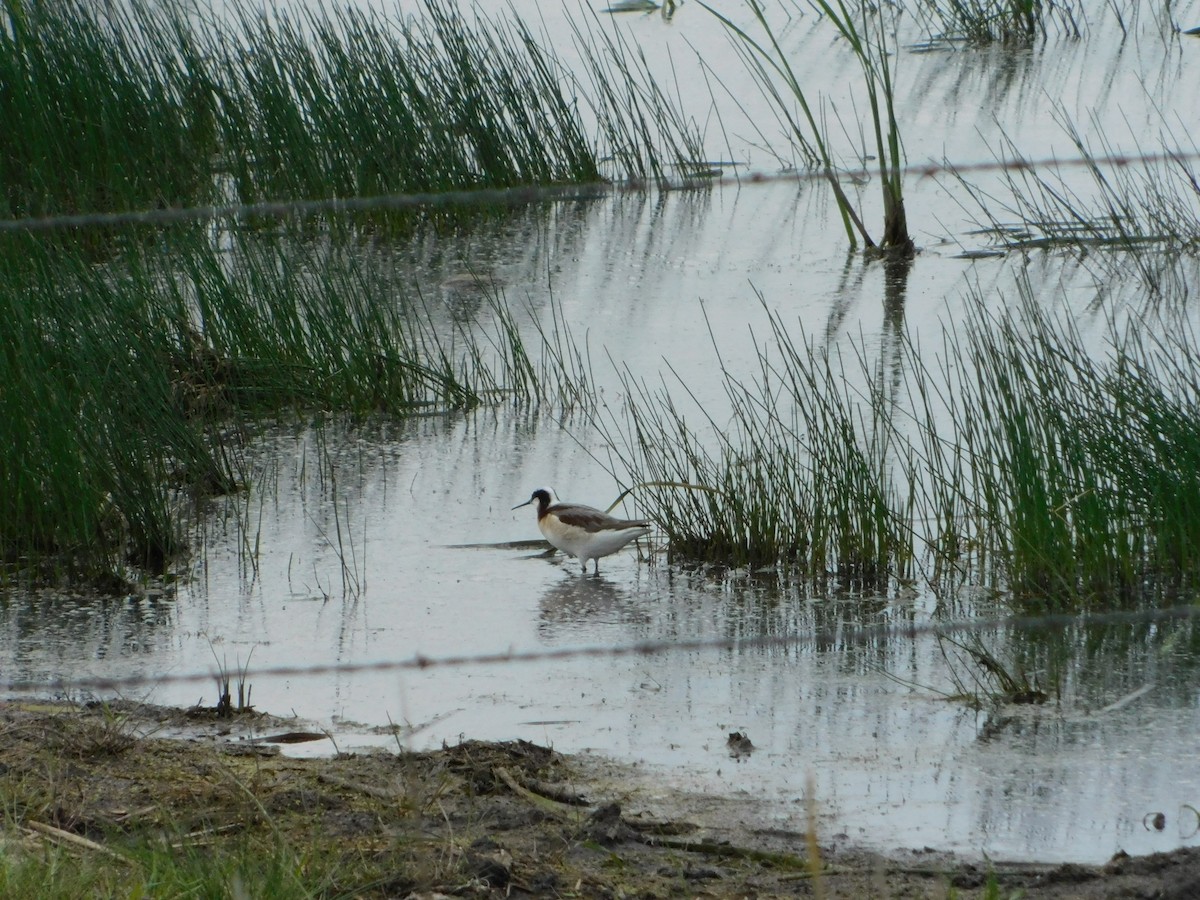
[550,504,650,533]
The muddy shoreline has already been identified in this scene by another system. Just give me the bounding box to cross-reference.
[1,699,1197,897]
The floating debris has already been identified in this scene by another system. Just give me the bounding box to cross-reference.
[604,0,659,13]
[727,730,755,759]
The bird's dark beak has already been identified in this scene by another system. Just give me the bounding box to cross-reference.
[512,498,533,510]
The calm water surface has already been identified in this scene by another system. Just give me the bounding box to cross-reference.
[6,0,1200,865]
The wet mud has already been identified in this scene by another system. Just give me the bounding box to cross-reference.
[2,699,1198,898]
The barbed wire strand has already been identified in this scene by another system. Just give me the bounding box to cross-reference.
[6,603,1197,695]
[2,149,1198,235]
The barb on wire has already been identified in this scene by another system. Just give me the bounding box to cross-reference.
[6,603,1197,695]
[2,150,1198,235]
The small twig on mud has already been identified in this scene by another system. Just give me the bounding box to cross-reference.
[494,766,588,820]
[169,822,246,849]
[317,772,399,801]
[642,834,810,868]
[494,765,590,806]
[806,772,827,899]
[26,821,133,864]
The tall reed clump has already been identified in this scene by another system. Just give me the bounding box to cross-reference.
[0,237,222,580]
[212,1,604,206]
[701,0,912,253]
[154,240,490,416]
[0,0,218,219]
[604,284,1200,605]
[0,230,579,585]
[0,0,705,226]
[606,297,914,587]
[926,288,1200,605]
[212,0,705,200]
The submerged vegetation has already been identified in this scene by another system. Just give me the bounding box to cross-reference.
[954,113,1200,299]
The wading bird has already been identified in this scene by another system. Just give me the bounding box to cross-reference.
[513,488,651,575]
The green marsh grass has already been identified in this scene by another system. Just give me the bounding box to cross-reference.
[0,231,584,584]
[909,0,1084,44]
[603,286,1200,605]
[213,1,606,205]
[0,238,216,578]
[0,819,322,898]
[0,0,706,228]
[607,295,915,586]
[0,0,218,220]
[566,6,708,187]
[932,287,1200,603]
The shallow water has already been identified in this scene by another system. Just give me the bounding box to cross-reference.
[6,402,1200,863]
[7,0,1200,867]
